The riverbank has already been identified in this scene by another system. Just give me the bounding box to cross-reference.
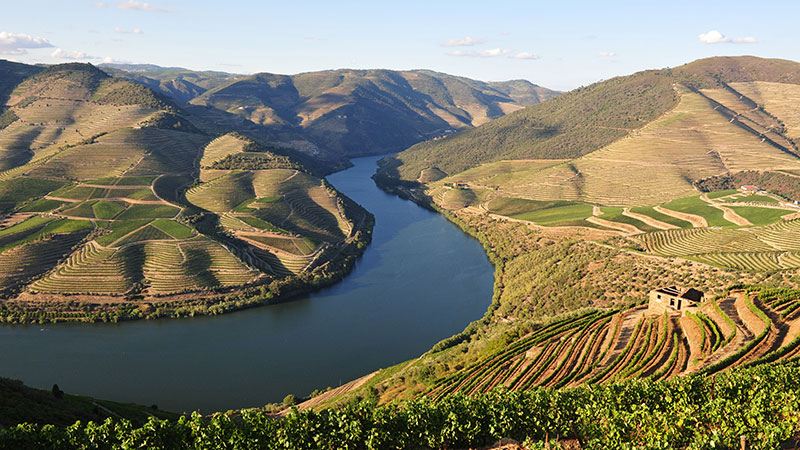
[0,156,494,413]
[0,212,374,325]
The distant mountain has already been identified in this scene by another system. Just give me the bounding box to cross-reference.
[99,63,242,103]
[380,56,800,184]
[188,68,558,159]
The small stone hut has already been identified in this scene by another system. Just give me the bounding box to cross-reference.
[647,286,704,315]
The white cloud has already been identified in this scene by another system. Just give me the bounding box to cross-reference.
[91,1,105,7]
[511,52,541,60]
[442,36,485,47]
[51,48,99,60]
[0,31,53,55]
[115,0,170,12]
[449,48,512,57]
[698,30,757,44]
[598,51,616,57]
[114,27,144,34]
[102,56,131,64]
[698,30,728,44]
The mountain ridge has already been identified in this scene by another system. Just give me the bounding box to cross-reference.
[99,63,559,160]
[379,55,800,183]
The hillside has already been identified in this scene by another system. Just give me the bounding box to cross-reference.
[189,69,559,159]
[0,62,372,323]
[350,56,800,414]
[0,377,176,428]
[99,63,241,102]
[380,56,800,183]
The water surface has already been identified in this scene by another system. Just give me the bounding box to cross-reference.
[0,155,493,413]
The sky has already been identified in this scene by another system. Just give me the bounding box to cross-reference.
[1,0,799,91]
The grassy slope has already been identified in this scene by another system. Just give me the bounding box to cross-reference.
[381,56,800,183]
[0,377,176,428]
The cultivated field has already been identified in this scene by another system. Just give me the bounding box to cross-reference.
[431,85,800,208]
[428,289,800,398]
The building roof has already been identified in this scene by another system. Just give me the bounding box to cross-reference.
[652,286,704,302]
[680,288,704,302]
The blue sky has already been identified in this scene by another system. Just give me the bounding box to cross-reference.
[1,0,798,91]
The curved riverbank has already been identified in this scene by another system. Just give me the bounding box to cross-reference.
[0,156,494,413]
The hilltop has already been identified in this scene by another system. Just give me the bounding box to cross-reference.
[102,63,558,160]
[0,62,373,322]
[191,69,557,159]
[380,56,800,183]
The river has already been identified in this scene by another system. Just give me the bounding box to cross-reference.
[0,155,494,413]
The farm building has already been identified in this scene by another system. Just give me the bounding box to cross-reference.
[740,185,760,193]
[647,286,704,315]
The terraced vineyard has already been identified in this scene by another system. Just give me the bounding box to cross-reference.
[633,218,800,271]
[428,289,800,398]
[0,63,372,320]
[186,160,356,277]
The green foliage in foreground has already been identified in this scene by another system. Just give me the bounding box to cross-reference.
[4,364,800,449]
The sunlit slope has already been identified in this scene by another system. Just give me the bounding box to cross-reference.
[0,64,173,173]
[381,56,800,183]
[187,160,356,276]
[429,289,800,399]
[728,81,800,140]
[426,87,800,206]
[0,62,370,304]
[562,86,800,205]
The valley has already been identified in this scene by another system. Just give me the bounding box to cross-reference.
[5,54,800,448]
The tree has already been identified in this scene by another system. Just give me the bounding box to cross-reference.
[51,384,63,399]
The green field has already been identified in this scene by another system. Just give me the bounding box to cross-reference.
[729,206,790,226]
[18,198,66,213]
[238,216,286,233]
[92,201,126,220]
[115,224,172,245]
[0,177,65,213]
[506,201,593,226]
[115,204,179,220]
[722,194,781,204]
[151,219,194,239]
[61,201,98,219]
[50,186,101,201]
[0,217,92,253]
[706,189,739,199]
[662,196,732,227]
[94,219,151,246]
[629,206,693,228]
[597,207,660,232]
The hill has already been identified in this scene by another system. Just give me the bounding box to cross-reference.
[0,62,373,323]
[0,377,176,428]
[188,68,559,159]
[380,56,800,183]
[0,60,42,107]
[355,56,800,413]
[99,63,241,104]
